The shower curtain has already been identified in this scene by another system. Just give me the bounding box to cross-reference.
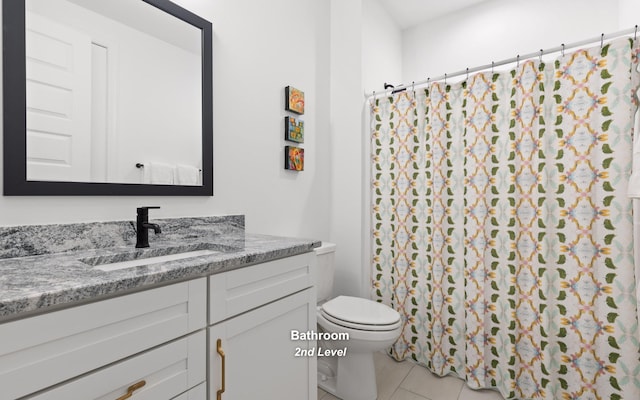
[371,38,640,399]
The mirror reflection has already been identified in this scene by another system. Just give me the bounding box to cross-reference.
[25,0,203,186]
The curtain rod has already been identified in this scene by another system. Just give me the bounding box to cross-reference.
[364,25,639,99]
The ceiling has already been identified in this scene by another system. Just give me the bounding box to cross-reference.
[376,0,492,30]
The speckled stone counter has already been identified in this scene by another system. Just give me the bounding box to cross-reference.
[0,215,320,322]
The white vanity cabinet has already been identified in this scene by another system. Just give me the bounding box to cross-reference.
[208,253,317,400]
[0,278,207,400]
[0,250,317,400]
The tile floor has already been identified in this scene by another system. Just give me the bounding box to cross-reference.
[317,352,505,400]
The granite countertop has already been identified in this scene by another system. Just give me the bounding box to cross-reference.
[0,216,320,322]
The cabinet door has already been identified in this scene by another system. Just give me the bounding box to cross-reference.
[209,289,317,400]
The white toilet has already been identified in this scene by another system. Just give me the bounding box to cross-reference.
[314,242,402,400]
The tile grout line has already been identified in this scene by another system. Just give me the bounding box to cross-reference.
[395,364,416,398]
[456,381,463,400]
[397,363,416,387]
[394,364,436,400]
[378,352,413,400]
[388,386,400,400]
[380,356,410,400]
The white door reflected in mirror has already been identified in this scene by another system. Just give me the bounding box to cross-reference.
[25,0,203,185]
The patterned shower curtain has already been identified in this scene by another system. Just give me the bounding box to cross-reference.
[371,38,640,399]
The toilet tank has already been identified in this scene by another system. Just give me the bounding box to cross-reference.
[314,242,336,303]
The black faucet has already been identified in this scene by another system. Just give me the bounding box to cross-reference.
[136,206,162,248]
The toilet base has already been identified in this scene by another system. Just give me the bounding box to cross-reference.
[318,372,337,397]
[317,352,377,400]
[318,356,337,394]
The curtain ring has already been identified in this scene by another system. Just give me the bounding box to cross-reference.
[411,81,415,96]
[600,33,604,48]
[539,49,543,63]
[444,73,447,85]
[491,61,494,74]
[516,55,520,68]
[635,25,638,41]
[561,43,565,57]
[466,67,469,81]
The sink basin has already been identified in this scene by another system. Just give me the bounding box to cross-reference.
[90,249,219,272]
[79,242,223,272]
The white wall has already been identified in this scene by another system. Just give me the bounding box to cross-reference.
[619,0,640,30]
[402,0,620,84]
[204,0,331,239]
[362,0,402,93]
[0,0,332,244]
[328,0,366,297]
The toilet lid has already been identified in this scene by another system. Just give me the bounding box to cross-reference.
[321,296,401,327]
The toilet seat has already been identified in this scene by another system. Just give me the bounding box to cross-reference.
[320,296,401,331]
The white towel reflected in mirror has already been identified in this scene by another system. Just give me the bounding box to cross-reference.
[143,162,175,184]
[174,164,200,186]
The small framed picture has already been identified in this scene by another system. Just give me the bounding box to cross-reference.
[285,146,304,171]
[285,116,304,143]
[285,86,304,114]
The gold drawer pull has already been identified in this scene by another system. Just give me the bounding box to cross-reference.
[115,380,146,400]
[217,338,226,400]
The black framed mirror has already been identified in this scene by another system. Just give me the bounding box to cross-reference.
[3,0,213,195]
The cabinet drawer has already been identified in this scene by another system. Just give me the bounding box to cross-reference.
[0,278,206,399]
[28,330,206,400]
[209,252,315,324]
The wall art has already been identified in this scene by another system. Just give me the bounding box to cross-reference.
[285,116,304,143]
[285,146,304,171]
[285,86,304,114]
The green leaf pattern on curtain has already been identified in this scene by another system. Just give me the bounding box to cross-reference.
[370,38,640,399]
